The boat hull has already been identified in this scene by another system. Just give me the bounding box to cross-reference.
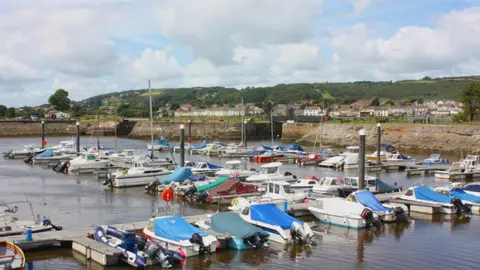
[308,206,366,229]
[143,229,218,257]
[112,173,170,188]
[0,241,25,269]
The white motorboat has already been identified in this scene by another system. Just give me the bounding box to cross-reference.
[0,201,62,237]
[244,162,296,185]
[319,146,359,168]
[434,157,480,179]
[32,150,74,164]
[308,197,381,229]
[228,201,314,244]
[68,153,111,172]
[311,177,345,196]
[239,181,309,207]
[434,185,480,210]
[49,140,75,151]
[214,160,255,180]
[366,144,398,161]
[108,149,137,163]
[345,190,403,223]
[290,176,319,190]
[337,176,401,198]
[385,153,414,162]
[420,154,450,165]
[199,144,223,156]
[3,145,45,159]
[190,162,223,176]
[107,163,171,188]
[143,216,218,257]
[399,186,456,214]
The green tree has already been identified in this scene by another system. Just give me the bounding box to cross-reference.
[6,107,16,118]
[417,98,424,104]
[0,105,7,117]
[49,89,71,111]
[371,97,380,106]
[459,82,480,121]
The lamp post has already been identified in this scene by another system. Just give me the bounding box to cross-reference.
[358,129,366,190]
[179,124,185,167]
[377,123,382,165]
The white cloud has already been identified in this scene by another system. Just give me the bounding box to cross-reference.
[349,0,379,13]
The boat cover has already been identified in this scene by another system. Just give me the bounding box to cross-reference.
[188,174,205,182]
[375,179,398,193]
[450,188,480,203]
[262,145,273,151]
[210,212,268,239]
[153,138,169,146]
[154,216,208,242]
[207,162,223,169]
[159,168,192,185]
[278,146,287,151]
[288,143,304,152]
[191,143,206,150]
[355,190,391,212]
[36,149,54,158]
[463,184,480,193]
[250,204,303,229]
[196,177,229,192]
[414,186,451,203]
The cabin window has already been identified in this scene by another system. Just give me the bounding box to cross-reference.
[404,189,414,196]
[269,184,274,193]
[242,207,250,215]
[351,179,358,187]
[231,164,240,170]
[309,181,316,185]
[284,185,294,194]
[367,180,376,187]
[147,221,154,231]
[275,184,280,194]
[465,185,480,192]
[201,164,207,168]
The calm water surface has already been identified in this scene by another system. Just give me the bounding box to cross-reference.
[1,137,478,270]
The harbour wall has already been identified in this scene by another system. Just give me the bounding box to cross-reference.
[129,121,281,140]
[281,122,480,154]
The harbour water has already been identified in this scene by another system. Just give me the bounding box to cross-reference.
[1,137,479,270]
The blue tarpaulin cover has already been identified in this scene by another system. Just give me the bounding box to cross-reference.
[250,204,303,229]
[355,190,392,212]
[160,168,192,185]
[288,143,304,152]
[188,174,205,182]
[262,145,273,151]
[375,179,399,193]
[450,188,480,203]
[191,143,206,150]
[414,186,451,203]
[207,162,223,169]
[210,212,269,239]
[154,216,208,242]
[36,149,54,157]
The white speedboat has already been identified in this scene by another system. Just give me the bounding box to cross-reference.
[199,144,223,156]
[4,145,45,159]
[108,149,137,163]
[244,162,296,185]
[319,146,359,168]
[311,177,345,196]
[228,201,314,244]
[399,186,457,214]
[385,153,414,162]
[345,190,404,223]
[143,216,218,257]
[366,144,398,161]
[214,160,255,180]
[420,154,450,165]
[240,181,309,207]
[32,150,74,164]
[190,162,223,176]
[290,176,319,190]
[308,197,381,229]
[68,153,111,172]
[107,163,171,188]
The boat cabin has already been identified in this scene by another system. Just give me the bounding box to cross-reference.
[184,161,196,168]
[386,153,411,161]
[463,155,480,168]
[343,146,360,154]
[319,177,344,187]
[259,162,282,175]
[344,177,378,191]
[225,160,243,170]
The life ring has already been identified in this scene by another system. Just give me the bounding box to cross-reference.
[232,198,239,206]
[162,189,174,202]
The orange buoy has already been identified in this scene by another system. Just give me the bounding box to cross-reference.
[162,189,174,202]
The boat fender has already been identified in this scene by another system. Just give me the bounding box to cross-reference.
[232,198,239,206]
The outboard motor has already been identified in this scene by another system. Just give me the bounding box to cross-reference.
[145,241,182,268]
[250,168,257,172]
[183,185,197,198]
[53,161,69,173]
[23,155,34,164]
[189,233,210,255]
[284,171,297,180]
[393,207,409,224]
[145,179,160,193]
[451,198,471,214]
[244,232,268,249]
[195,191,209,203]
[290,221,314,244]
[361,208,382,229]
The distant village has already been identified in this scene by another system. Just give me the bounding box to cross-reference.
[172,99,462,119]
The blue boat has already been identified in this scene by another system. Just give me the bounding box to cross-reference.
[148,138,169,151]
[349,190,408,223]
[196,212,269,250]
[159,168,192,185]
[400,186,468,214]
[234,203,314,244]
[92,225,182,268]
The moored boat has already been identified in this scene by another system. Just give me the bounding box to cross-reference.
[291,176,320,190]
[311,177,344,196]
[253,151,284,163]
[196,212,269,250]
[0,241,25,270]
[337,176,401,198]
[346,190,409,223]
[399,186,470,214]
[244,162,296,185]
[143,216,218,257]
[106,163,171,188]
[214,160,256,180]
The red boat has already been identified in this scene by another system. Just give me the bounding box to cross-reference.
[296,154,326,166]
[253,152,284,163]
[203,180,259,204]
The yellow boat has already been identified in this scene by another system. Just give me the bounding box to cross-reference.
[0,241,25,269]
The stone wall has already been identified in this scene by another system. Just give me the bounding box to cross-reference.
[0,120,80,136]
[281,122,480,154]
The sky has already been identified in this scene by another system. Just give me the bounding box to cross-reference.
[1,0,480,106]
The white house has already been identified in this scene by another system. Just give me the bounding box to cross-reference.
[303,106,322,116]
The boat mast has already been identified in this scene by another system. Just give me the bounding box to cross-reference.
[149,79,154,159]
[96,109,100,151]
[114,104,118,152]
[240,98,244,145]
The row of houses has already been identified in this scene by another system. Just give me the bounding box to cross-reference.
[173,104,264,117]
[273,100,463,118]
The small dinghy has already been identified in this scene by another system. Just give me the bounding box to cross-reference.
[196,212,269,250]
[93,225,182,268]
[0,241,25,270]
[143,216,218,258]
[400,186,471,214]
[230,203,314,244]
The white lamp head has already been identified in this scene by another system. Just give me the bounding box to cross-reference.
[359,129,366,136]
[180,124,185,129]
